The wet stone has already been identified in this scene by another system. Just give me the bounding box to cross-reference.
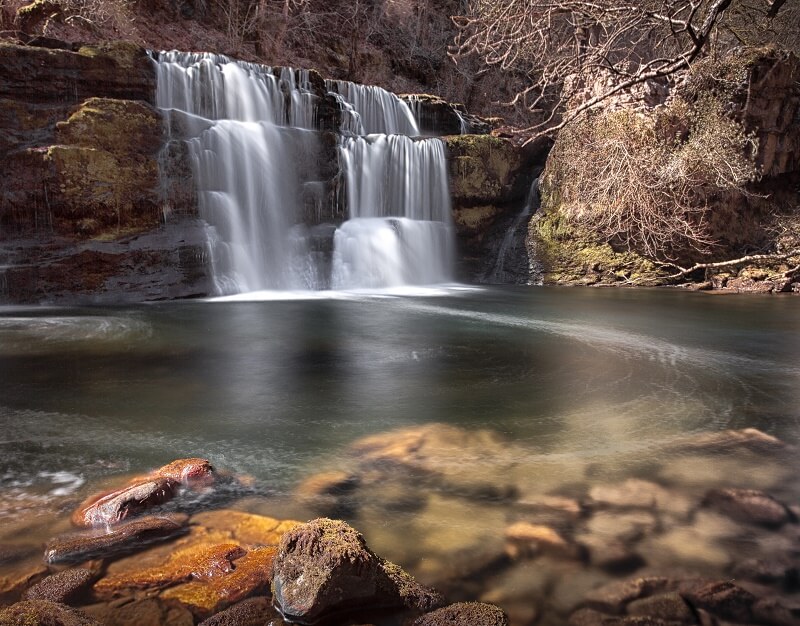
[160,546,276,619]
[189,510,301,547]
[0,560,49,604]
[23,568,95,605]
[703,488,795,529]
[732,558,800,590]
[412,602,509,626]
[45,513,189,564]
[93,542,246,598]
[589,479,694,519]
[579,536,646,575]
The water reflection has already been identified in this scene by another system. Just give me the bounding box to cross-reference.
[0,287,799,623]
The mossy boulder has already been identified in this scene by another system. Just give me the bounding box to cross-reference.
[271,518,445,624]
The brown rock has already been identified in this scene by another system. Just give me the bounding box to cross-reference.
[198,596,287,626]
[627,593,695,622]
[679,580,757,623]
[582,578,675,615]
[93,542,246,598]
[23,569,95,605]
[413,602,509,626]
[160,547,276,618]
[349,423,517,500]
[0,42,155,105]
[703,488,794,528]
[81,597,194,626]
[271,518,445,624]
[0,600,101,626]
[46,514,189,564]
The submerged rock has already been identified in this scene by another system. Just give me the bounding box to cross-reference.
[23,568,95,605]
[46,514,189,564]
[413,602,509,626]
[0,599,101,626]
[70,478,181,528]
[71,458,215,527]
[703,488,795,529]
[271,518,445,624]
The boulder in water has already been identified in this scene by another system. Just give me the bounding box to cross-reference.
[71,458,215,527]
[271,518,445,624]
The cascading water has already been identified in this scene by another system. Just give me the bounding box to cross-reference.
[332,135,454,288]
[153,51,323,293]
[154,51,454,293]
[325,80,419,136]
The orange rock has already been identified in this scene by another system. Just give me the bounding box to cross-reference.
[93,542,245,598]
[160,547,277,618]
[190,510,301,547]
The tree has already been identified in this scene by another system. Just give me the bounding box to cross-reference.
[449,0,794,138]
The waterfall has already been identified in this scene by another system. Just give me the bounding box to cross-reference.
[326,80,419,136]
[332,135,454,289]
[486,177,540,284]
[153,51,323,293]
[154,51,453,293]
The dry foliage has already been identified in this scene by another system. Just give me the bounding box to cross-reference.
[449,0,794,137]
[543,96,759,261]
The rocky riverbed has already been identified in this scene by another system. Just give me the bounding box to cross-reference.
[0,425,799,626]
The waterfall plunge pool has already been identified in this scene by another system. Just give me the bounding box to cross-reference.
[1,286,799,623]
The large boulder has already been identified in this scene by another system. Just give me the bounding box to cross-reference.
[271,518,445,624]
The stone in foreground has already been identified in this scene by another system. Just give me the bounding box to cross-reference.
[22,569,95,605]
[413,602,509,626]
[0,599,101,626]
[271,518,445,624]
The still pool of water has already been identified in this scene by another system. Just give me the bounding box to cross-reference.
[1,286,799,622]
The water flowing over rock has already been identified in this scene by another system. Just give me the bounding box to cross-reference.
[326,80,419,136]
[153,51,454,294]
[333,134,454,288]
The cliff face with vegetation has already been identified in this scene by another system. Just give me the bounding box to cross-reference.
[529,48,800,293]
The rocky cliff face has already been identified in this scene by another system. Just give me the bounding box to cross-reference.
[0,41,531,302]
[528,47,800,293]
[444,134,548,283]
[0,41,215,302]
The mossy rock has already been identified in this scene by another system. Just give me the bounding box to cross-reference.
[56,98,162,155]
[443,135,524,205]
[528,210,662,286]
[45,144,160,237]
